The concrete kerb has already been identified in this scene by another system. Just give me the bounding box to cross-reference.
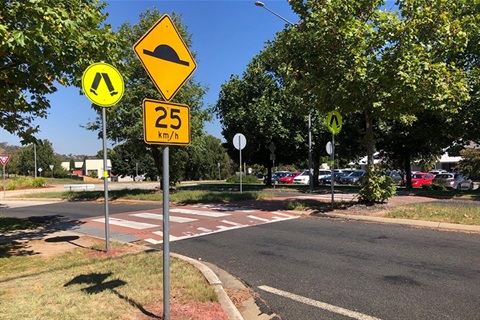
[171,253,245,320]
[319,212,480,233]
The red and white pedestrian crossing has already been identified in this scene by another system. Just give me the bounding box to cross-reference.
[81,204,298,244]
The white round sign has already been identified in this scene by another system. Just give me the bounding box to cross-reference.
[326,141,332,155]
[233,133,246,150]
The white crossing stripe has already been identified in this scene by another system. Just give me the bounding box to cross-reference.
[197,227,212,232]
[130,212,197,223]
[193,204,255,212]
[145,238,162,244]
[92,217,158,229]
[258,285,382,320]
[272,211,294,217]
[152,231,180,241]
[247,215,270,222]
[221,220,245,227]
[170,208,230,217]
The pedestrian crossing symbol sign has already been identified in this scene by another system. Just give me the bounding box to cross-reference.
[82,63,124,107]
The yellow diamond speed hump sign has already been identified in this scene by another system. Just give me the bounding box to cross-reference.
[133,14,197,101]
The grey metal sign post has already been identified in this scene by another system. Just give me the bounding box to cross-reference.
[233,133,247,193]
[326,111,343,209]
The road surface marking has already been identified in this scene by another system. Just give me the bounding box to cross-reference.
[130,212,197,223]
[247,215,270,222]
[193,204,255,212]
[220,220,245,227]
[197,227,212,232]
[170,208,230,217]
[152,231,180,241]
[92,218,159,229]
[258,285,382,320]
[272,212,294,217]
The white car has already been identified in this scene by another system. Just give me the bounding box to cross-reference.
[292,171,310,184]
[318,170,331,181]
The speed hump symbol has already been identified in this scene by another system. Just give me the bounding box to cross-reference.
[143,98,190,146]
[326,111,342,135]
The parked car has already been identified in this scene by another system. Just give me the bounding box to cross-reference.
[263,171,290,184]
[432,172,473,190]
[292,170,311,185]
[339,170,366,185]
[411,172,435,188]
[319,172,347,185]
[279,171,302,184]
[385,170,404,186]
[317,170,331,181]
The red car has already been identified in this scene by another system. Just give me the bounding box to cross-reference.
[279,172,302,184]
[411,172,435,188]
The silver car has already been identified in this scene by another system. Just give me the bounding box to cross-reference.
[432,173,473,190]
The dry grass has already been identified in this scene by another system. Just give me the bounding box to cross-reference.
[0,238,220,320]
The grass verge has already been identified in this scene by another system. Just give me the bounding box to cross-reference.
[385,202,480,225]
[0,241,219,320]
[19,188,274,203]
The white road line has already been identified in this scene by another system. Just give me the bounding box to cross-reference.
[152,231,180,241]
[272,212,294,217]
[170,208,230,217]
[193,204,255,212]
[258,285,382,320]
[247,215,270,222]
[197,227,212,232]
[220,220,245,227]
[130,212,197,223]
[92,218,159,229]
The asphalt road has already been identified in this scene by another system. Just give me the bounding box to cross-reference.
[169,217,480,320]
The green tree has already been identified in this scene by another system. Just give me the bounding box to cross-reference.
[263,0,473,201]
[1,0,118,143]
[215,54,316,186]
[14,140,62,176]
[86,9,211,186]
[457,148,480,179]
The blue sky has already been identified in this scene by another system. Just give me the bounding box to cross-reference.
[1,0,300,155]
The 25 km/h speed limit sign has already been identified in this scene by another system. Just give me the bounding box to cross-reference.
[143,98,190,146]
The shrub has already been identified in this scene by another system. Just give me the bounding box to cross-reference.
[32,178,46,188]
[422,183,447,191]
[358,169,397,203]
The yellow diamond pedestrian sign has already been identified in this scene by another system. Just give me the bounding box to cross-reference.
[133,14,196,101]
[326,110,342,134]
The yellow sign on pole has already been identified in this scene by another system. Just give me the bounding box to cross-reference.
[82,63,124,107]
[143,98,190,146]
[326,111,343,135]
[133,14,197,101]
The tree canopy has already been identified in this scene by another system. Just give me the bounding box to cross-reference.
[1,0,118,143]
[266,0,473,169]
[86,9,227,184]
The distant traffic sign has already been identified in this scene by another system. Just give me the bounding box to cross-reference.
[0,154,10,166]
[82,63,124,107]
[133,14,197,101]
[143,98,190,145]
[326,111,342,134]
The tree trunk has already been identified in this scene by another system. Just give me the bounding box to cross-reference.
[403,155,412,188]
[364,109,375,173]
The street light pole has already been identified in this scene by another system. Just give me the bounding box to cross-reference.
[254,1,296,26]
[254,1,313,190]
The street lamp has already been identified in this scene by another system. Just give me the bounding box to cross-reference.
[254,1,296,26]
[254,1,313,190]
